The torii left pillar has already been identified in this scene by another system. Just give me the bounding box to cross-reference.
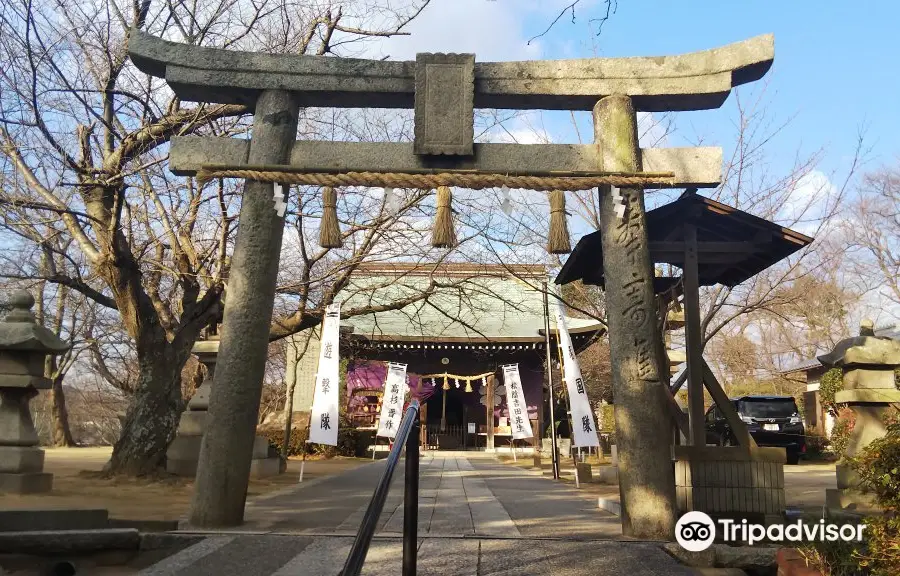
[190,90,299,527]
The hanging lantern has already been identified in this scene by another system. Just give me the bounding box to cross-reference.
[464,379,473,393]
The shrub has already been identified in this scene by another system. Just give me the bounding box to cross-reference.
[846,420,900,575]
[850,422,900,510]
[260,416,364,458]
[820,368,844,416]
[831,407,857,457]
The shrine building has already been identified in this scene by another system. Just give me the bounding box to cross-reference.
[286,263,603,450]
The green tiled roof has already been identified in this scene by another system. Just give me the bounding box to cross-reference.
[337,265,602,343]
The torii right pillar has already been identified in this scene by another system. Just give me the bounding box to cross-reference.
[594,94,677,540]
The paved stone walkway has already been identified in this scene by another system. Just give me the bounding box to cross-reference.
[136,454,692,575]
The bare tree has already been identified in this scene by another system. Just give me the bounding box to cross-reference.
[842,165,900,319]
[0,0,440,474]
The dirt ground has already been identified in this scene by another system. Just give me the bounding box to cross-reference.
[0,447,371,521]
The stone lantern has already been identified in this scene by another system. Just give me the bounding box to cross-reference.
[0,290,70,493]
[166,336,220,476]
[167,335,281,477]
[818,319,900,512]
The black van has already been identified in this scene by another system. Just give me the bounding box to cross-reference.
[704,395,806,464]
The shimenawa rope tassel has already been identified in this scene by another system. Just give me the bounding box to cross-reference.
[319,186,342,248]
[432,186,457,248]
[194,167,676,192]
[547,189,571,254]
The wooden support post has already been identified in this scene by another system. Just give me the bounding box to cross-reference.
[190,90,300,527]
[664,388,690,438]
[702,359,757,450]
[683,222,706,446]
[594,94,676,540]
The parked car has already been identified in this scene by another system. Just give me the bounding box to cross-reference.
[704,395,806,464]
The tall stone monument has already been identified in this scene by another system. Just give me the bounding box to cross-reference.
[129,30,774,536]
[819,319,900,512]
[0,291,69,493]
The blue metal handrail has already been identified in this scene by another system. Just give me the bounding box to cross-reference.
[340,399,420,576]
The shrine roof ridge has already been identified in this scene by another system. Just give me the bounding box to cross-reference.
[129,31,773,112]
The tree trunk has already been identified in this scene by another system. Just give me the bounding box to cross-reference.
[105,342,192,475]
[49,375,76,447]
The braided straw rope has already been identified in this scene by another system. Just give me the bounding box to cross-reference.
[195,168,676,191]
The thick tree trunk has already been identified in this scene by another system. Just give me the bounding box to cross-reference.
[105,342,192,475]
[49,377,76,447]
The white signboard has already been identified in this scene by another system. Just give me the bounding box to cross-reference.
[468,422,476,434]
[308,303,342,446]
[502,364,534,440]
[554,297,600,447]
[376,362,408,439]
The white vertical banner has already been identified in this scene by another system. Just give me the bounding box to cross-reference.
[377,362,408,439]
[501,364,534,440]
[554,296,600,447]
[308,303,342,446]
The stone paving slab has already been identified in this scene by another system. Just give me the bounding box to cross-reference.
[134,535,695,575]
[470,458,622,539]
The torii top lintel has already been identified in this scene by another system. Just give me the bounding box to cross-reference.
[129,31,773,114]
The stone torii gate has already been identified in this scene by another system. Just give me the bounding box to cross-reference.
[128,31,774,538]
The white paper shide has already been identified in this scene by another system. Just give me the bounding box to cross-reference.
[554,297,600,447]
[308,303,342,446]
[502,364,534,440]
[377,362,408,439]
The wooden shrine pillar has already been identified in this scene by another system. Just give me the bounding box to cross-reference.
[190,90,299,528]
[683,221,706,446]
[594,94,677,540]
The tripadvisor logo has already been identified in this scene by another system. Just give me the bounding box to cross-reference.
[675,511,867,551]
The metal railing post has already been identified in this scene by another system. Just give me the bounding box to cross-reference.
[402,413,420,576]
[340,401,420,576]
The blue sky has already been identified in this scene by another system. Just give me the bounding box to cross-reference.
[373,0,899,190]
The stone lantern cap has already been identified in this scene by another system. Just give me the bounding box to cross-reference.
[0,291,70,390]
[818,319,900,369]
[0,291,69,354]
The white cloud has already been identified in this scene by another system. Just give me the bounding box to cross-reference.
[777,170,838,236]
[364,1,544,62]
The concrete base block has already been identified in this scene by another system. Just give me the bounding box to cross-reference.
[0,509,108,532]
[595,465,618,484]
[826,488,880,514]
[249,457,282,478]
[0,445,44,473]
[597,496,621,516]
[0,472,52,494]
[575,462,592,483]
[252,435,270,459]
[166,458,198,477]
[166,434,202,461]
